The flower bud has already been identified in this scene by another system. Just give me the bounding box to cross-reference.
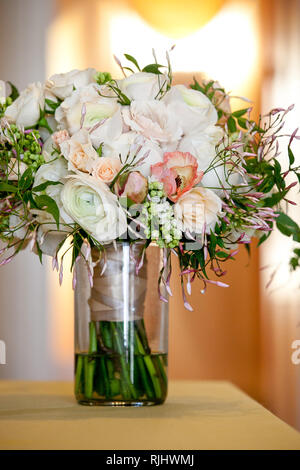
[116,171,148,204]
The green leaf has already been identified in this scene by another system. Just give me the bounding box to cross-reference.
[232,108,249,118]
[227,116,237,133]
[196,249,209,279]
[263,190,287,207]
[217,251,230,259]
[142,64,163,74]
[19,167,33,191]
[45,98,60,113]
[8,81,19,101]
[33,181,62,193]
[238,117,248,129]
[276,212,300,238]
[209,230,217,257]
[0,182,18,192]
[257,231,271,247]
[35,194,60,229]
[288,146,295,166]
[35,239,43,264]
[124,54,141,71]
[190,78,205,94]
[38,116,53,134]
[96,143,103,157]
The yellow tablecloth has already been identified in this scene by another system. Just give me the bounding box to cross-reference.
[0,380,300,450]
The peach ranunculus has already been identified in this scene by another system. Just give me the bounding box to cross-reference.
[92,157,121,183]
[151,151,203,202]
[174,186,223,235]
[52,129,70,146]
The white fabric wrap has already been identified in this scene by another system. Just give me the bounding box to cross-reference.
[89,243,147,322]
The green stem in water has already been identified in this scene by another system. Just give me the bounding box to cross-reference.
[75,355,83,395]
[111,322,137,400]
[134,329,162,400]
[84,322,97,399]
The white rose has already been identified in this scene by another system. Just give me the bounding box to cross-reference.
[174,186,222,235]
[61,174,127,243]
[0,80,6,105]
[102,132,163,177]
[38,115,58,142]
[122,100,182,146]
[55,84,123,148]
[5,82,44,128]
[201,162,242,195]
[131,137,163,177]
[33,157,72,226]
[42,136,58,162]
[178,125,224,170]
[45,68,97,100]
[59,128,99,173]
[102,131,137,161]
[163,84,218,135]
[118,72,167,101]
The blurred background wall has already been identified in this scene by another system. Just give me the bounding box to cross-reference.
[0,0,299,430]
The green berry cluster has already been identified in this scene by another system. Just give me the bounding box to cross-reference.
[141,181,181,248]
[0,124,44,172]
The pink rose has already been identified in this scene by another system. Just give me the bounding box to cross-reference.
[92,157,121,183]
[151,151,203,202]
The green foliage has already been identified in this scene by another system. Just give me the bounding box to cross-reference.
[34,194,60,228]
[276,212,300,241]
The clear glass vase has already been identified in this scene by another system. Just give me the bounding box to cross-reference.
[74,242,169,406]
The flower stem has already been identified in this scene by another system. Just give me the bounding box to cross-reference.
[84,322,97,398]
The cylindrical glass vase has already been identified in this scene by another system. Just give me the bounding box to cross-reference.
[74,242,169,406]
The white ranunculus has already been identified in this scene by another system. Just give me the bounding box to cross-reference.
[59,128,99,173]
[118,72,167,101]
[61,174,127,243]
[163,84,218,135]
[174,186,222,235]
[0,80,6,105]
[122,100,182,146]
[5,82,44,128]
[45,68,97,100]
[55,84,123,148]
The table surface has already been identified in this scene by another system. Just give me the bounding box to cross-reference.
[0,380,300,450]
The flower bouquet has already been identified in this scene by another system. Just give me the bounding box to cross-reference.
[0,51,299,406]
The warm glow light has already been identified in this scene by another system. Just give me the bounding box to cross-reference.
[110,2,259,91]
[46,6,86,77]
[129,0,225,38]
